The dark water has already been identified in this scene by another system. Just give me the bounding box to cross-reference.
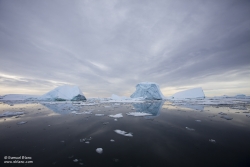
[0,101,250,167]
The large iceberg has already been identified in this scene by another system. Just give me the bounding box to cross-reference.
[171,87,205,99]
[39,85,86,101]
[130,82,165,100]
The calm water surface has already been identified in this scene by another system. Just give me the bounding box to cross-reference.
[0,101,250,167]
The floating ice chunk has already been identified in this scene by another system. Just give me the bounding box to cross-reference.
[109,113,123,118]
[80,139,85,142]
[103,122,109,125]
[73,159,78,162]
[230,106,247,110]
[104,106,111,108]
[110,139,115,142]
[220,115,233,120]
[185,127,195,131]
[17,121,27,125]
[246,114,250,118]
[71,111,92,115]
[0,111,24,117]
[126,112,152,117]
[218,112,227,115]
[95,114,104,116]
[242,111,250,113]
[114,130,133,137]
[68,155,74,158]
[114,119,117,121]
[195,120,201,122]
[209,139,216,143]
[85,141,90,144]
[96,148,103,154]
[61,140,65,143]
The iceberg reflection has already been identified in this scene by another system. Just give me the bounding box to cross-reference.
[132,101,164,118]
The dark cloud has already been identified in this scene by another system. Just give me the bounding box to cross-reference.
[0,0,249,96]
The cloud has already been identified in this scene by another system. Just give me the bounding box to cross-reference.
[0,0,249,96]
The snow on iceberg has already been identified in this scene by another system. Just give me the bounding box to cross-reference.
[171,87,205,99]
[39,85,86,101]
[130,82,165,100]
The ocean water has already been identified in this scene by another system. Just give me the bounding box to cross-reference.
[0,101,250,167]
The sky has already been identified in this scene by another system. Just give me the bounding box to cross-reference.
[0,0,250,97]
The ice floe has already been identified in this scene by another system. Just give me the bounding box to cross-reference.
[126,112,152,117]
[17,121,27,125]
[110,139,115,142]
[96,148,103,154]
[185,127,195,131]
[209,139,216,143]
[71,111,92,115]
[114,130,133,137]
[0,111,24,117]
[109,113,123,118]
[220,115,233,120]
[95,114,104,116]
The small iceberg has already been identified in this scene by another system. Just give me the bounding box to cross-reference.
[0,111,24,117]
[126,112,152,117]
[114,129,133,137]
[96,148,103,154]
[109,113,123,118]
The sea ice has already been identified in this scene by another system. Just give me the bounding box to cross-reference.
[17,121,27,125]
[114,130,133,137]
[71,111,92,115]
[126,112,152,117]
[218,112,227,115]
[0,111,24,117]
[185,127,195,131]
[95,114,104,116]
[209,139,216,143]
[130,82,165,100]
[96,148,103,154]
[109,113,123,118]
[220,115,233,120]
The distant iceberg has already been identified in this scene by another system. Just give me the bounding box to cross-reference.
[130,82,165,100]
[39,85,86,101]
[171,87,205,99]
[0,94,39,100]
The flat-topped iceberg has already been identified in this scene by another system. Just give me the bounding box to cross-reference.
[130,82,165,100]
[171,87,205,99]
[0,94,39,100]
[39,85,86,101]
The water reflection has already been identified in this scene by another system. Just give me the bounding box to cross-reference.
[40,102,79,114]
[177,104,204,111]
[132,101,164,118]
